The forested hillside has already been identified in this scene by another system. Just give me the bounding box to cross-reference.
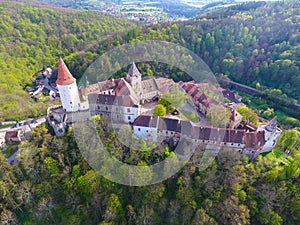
[1,1,299,123]
[0,0,135,121]
[65,1,300,102]
[55,1,300,127]
[1,119,299,224]
[0,1,300,224]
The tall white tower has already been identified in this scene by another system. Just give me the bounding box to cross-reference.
[56,57,81,112]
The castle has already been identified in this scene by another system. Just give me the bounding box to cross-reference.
[47,58,281,160]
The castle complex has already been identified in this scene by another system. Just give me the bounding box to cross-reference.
[47,58,282,160]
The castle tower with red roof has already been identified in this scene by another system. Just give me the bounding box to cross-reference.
[56,57,81,112]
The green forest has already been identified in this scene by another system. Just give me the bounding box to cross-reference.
[1,118,299,224]
[0,1,300,125]
[0,0,136,121]
[0,1,300,224]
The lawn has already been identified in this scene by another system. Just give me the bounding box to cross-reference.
[180,110,199,123]
[0,123,15,129]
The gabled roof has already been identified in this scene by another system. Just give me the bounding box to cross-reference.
[141,78,159,94]
[56,57,76,86]
[115,78,140,103]
[88,94,139,108]
[158,117,181,132]
[84,79,121,95]
[155,78,177,94]
[133,115,159,127]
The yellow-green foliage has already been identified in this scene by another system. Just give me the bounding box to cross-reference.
[0,2,135,121]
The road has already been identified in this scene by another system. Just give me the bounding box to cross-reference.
[0,117,46,133]
[1,117,46,165]
[7,150,20,165]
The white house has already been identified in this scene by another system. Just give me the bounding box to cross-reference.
[258,117,282,153]
[133,115,159,141]
[89,94,141,124]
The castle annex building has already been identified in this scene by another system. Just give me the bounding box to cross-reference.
[47,58,281,160]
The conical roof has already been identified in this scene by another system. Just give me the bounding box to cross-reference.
[127,62,141,78]
[265,116,277,132]
[56,57,76,85]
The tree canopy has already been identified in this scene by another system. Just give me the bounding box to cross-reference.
[237,106,259,125]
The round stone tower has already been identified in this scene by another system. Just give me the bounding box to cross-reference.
[56,57,81,112]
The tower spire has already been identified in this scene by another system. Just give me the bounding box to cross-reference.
[56,57,76,85]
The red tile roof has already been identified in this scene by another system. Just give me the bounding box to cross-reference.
[56,57,76,86]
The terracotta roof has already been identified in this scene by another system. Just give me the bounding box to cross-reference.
[155,78,177,94]
[84,79,121,95]
[141,78,159,94]
[56,57,76,86]
[223,129,245,143]
[187,86,198,96]
[133,115,159,127]
[244,132,258,148]
[191,126,246,143]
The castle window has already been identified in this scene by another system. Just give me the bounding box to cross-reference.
[97,106,100,109]
[138,128,141,131]
[128,116,131,120]
[116,107,119,111]
[127,108,130,113]
[70,102,72,105]
[106,106,108,111]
